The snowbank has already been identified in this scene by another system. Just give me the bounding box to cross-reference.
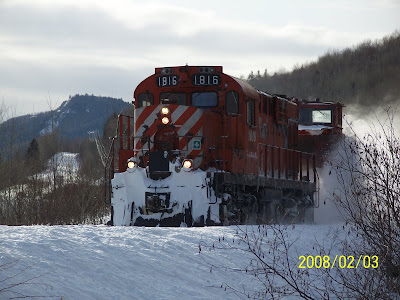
[0,225,343,299]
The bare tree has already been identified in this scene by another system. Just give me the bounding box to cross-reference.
[331,108,400,295]
[200,225,333,299]
[0,104,26,225]
[0,259,59,299]
[200,109,400,299]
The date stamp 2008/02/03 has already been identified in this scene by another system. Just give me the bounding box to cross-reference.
[299,255,378,269]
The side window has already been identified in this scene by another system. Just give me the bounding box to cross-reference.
[226,91,239,115]
[137,93,154,108]
[160,92,186,105]
[288,120,298,147]
[247,99,255,126]
[269,98,274,117]
[299,109,312,124]
[275,99,288,125]
[263,97,267,114]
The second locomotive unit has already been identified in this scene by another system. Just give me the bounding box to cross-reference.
[106,65,321,226]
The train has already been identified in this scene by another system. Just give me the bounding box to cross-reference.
[105,65,343,226]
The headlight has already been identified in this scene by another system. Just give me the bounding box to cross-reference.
[127,158,137,172]
[161,116,170,124]
[182,159,193,171]
[161,107,169,115]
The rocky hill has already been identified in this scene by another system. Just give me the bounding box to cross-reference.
[0,94,131,152]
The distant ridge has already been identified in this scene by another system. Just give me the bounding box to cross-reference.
[247,31,400,111]
[0,94,131,151]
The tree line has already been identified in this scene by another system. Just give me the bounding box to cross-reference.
[247,31,400,113]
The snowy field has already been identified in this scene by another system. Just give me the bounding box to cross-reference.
[0,224,343,299]
[2,111,393,299]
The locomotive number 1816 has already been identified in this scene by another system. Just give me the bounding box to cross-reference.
[192,74,221,86]
[157,75,179,87]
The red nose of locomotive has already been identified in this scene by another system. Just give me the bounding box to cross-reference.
[133,104,205,176]
[154,105,179,151]
[154,127,179,151]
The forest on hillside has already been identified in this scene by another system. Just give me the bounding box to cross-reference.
[247,31,400,113]
[0,95,131,225]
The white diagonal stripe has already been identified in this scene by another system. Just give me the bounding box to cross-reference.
[177,108,203,138]
[171,105,188,122]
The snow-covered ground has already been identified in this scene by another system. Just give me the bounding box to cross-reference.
[0,224,343,299]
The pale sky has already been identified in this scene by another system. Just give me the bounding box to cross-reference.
[1,0,399,116]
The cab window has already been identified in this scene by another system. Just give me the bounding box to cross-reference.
[269,98,273,117]
[312,110,332,124]
[247,99,255,126]
[160,92,186,105]
[299,108,332,124]
[226,91,239,114]
[137,93,154,108]
[263,97,267,114]
[191,92,218,108]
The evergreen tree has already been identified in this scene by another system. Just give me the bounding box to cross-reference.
[26,138,39,161]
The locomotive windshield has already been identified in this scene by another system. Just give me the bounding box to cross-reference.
[299,108,332,125]
[137,93,154,108]
[191,92,218,108]
[160,92,186,105]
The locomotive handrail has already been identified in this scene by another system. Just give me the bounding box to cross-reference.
[259,143,317,183]
[104,136,116,204]
[104,114,134,204]
[259,143,316,156]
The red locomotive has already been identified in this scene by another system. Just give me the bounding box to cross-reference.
[106,66,321,226]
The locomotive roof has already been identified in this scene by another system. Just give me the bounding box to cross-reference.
[229,76,260,98]
[297,100,345,107]
[139,66,307,105]
[230,76,291,102]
